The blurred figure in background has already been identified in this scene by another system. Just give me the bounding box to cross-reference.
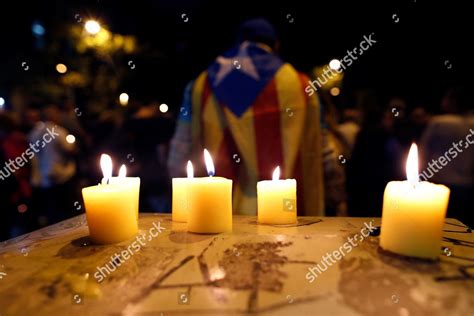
[337,107,361,155]
[319,92,349,216]
[118,96,174,212]
[388,96,413,151]
[0,113,32,239]
[409,105,431,142]
[20,105,41,134]
[169,18,324,215]
[29,104,77,226]
[347,91,404,217]
[0,149,17,241]
[420,87,474,227]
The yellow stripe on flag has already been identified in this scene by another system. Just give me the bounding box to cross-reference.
[223,106,259,215]
[274,64,306,178]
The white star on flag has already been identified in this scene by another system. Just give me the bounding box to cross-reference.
[213,42,260,85]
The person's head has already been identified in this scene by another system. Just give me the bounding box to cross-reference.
[342,108,362,125]
[410,106,430,126]
[43,104,62,125]
[440,87,470,114]
[386,97,407,120]
[237,18,278,50]
[0,112,15,135]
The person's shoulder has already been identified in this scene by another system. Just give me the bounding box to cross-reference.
[275,63,311,84]
[28,122,45,138]
[466,113,474,127]
[429,114,464,126]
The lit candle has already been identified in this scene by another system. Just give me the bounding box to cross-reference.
[172,161,194,222]
[380,144,450,259]
[109,164,140,219]
[82,154,139,244]
[118,164,126,178]
[257,166,297,225]
[187,149,233,233]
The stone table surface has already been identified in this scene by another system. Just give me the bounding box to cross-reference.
[0,215,473,316]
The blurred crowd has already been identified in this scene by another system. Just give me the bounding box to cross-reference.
[0,94,174,241]
[1,18,473,241]
[1,85,472,241]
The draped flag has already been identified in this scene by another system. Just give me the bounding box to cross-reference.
[187,42,325,215]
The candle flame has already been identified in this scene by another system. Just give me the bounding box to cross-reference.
[118,164,126,178]
[204,149,215,177]
[272,166,280,181]
[100,154,113,184]
[187,160,194,178]
[406,143,419,186]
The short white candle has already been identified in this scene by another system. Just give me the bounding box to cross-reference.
[108,164,140,219]
[186,149,233,233]
[257,166,297,225]
[172,161,194,222]
[380,144,450,259]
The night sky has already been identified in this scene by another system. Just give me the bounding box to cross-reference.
[0,0,472,110]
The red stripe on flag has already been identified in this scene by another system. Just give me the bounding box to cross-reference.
[253,79,284,180]
[199,76,212,146]
[216,128,238,181]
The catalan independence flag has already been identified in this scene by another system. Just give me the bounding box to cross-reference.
[184,41,324,215]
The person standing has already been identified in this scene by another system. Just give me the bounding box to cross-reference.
[168,18,324,215]
[420,87,474,227]
[29,104,77,226]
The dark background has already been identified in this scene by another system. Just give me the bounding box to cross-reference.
[0,0,472,111]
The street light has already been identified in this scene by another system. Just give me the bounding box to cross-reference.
[85,20,101,35]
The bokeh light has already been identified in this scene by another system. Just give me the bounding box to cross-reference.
[159,103,169,113]
[330,87,341,96]
[85,20,101,35]
[56,63,67,74]
[119,93,129,106]
[66,134,76,144]
[329,59,341,71]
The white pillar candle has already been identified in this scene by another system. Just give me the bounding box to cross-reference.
[187,149,233,233]
[109,164,140,219]
[380,144,450,259]
[82,155,139,244]
[257,166,297,225]
[172,161,194,222]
